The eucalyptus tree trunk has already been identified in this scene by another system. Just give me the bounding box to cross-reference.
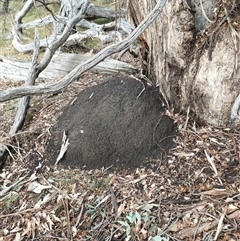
[128,0,240,127]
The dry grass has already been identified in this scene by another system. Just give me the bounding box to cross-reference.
[0,0,58,58]
[0,0,118,59]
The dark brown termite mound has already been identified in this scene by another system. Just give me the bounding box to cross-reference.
[48,76,177,169]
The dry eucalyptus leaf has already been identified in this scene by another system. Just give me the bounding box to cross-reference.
[27,181,51,194]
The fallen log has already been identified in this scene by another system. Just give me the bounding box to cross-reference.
[12,0,130,53]
[0,53,137,82]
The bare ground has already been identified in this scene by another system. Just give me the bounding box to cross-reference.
[0,69,240,241]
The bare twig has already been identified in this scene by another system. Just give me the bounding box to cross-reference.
[194,215,203,240]
[63,198,72,240]
[183,106,190,131]
[0,0,167,102]
[200,0,214,24]
[153,114,176,152]
[10,28,40,135]
[204,150,222,185]
[109,185,118,213]
[214,206,227,240]
[0,175,27,197]
[131,75,146,99]
[12,0,34,40]
[74,203,84,228]
[153,114,164,151]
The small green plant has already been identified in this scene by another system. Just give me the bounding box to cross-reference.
[82,37,103,51]
[152,236,169,241]
[118,210,169,240]
[118,220,131,236]
[93,17,112,24]
[148,223,158,236]
[118,211,142,236]
[86,203,106,219]
[6,192,19,210]
[90,176,110,190]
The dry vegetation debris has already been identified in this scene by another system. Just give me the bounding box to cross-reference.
[0,78,240,240]
[1,0,239,240]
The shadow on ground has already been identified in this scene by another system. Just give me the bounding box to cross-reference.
[48,76,177,169]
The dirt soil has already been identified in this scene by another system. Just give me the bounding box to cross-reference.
[48,76,176,170]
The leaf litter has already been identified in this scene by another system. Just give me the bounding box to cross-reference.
[0,72,240,240]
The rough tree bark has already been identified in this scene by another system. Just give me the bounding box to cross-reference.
[128,0,240,127]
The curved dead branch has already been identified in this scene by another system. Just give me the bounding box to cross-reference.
[12,1,128,53]
[0,0,167,102]
[0,0,92,164]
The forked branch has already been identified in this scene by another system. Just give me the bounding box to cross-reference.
[0,0,167,102]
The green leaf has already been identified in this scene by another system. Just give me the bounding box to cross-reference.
[178,124,182,131]
[141,214,149,223]
[87,204,95,209]
[86,204,96,214]
[148,223,158,235]
[127,211,141,224]
[126,211,134,223]
[118,220,130,228]
[118,220,131,236]
[126,226,131,236]
[152,235,168,241]
[135,211,141,221]
[100,209,106,218]
[47,178,55,183]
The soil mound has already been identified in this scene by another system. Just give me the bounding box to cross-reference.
[48,76,177,169]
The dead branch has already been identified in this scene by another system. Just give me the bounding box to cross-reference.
[0,32,41,163]
[0,0,168,102]
[0,53,137,82]
[0,0,90,163]
[12,0,130,53]
[10,29,40,135]
[12,0,34,40]
[86,4,124,19]
[13,17,134,53]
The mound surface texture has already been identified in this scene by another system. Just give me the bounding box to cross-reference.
[49,76,177,169]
